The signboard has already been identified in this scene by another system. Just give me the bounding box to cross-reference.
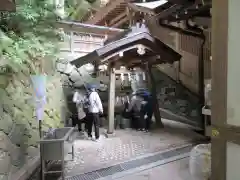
[31,75,47,121]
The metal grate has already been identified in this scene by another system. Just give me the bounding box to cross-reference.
[66,145,193,180]
[67,172,100,180]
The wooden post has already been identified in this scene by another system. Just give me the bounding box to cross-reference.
[107,63,116,134]
[145,62,164,128]
[211,0,240,180]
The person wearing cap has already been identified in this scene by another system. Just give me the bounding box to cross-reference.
[85,84,103,141]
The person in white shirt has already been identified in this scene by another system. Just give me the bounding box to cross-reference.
[72,90,86,132]
[86,84,103,141]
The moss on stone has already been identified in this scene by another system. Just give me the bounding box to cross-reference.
[0,71,66,174]
[0,113,13,134]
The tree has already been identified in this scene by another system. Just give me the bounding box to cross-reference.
[0,0,61,74]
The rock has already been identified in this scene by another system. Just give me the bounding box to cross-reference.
[2,97,14,116]
[7,165,19,179]
[0,75,9,89]
[27,130,39,147]
[0,130,26,168]
[0,113,13,134]
[8,124,25,145]
[9,144,22,167]
[27,146,39,159]
[0,175,8,180]
[0,104,4,119]
[177,100,188,107]
[190,110,198,117]
[0,132,12,150]
[5,82,15,96]
[0,150,11,174]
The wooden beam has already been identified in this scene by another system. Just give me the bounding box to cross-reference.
[112,16,129,28]
[156,4,182,19]
[192,17,211,27]
[127,2,156,15]
[85,0,126,25]
[56,21,124,36]
[166,3,212,22]
[109,10,127,26]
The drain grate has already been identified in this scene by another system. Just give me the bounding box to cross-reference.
[97,165,124,177]
[67,171,100,180]
[66,145,193,180]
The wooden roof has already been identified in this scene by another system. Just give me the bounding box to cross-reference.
[56,21,124,35]
[85,0,131,26]
[130,0,211,21]
[0,0,15,11]
[71,24,181,68]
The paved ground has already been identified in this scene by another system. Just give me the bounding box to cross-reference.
[29,119,204,180]
[115,157,192,180]
[64,119,204,177]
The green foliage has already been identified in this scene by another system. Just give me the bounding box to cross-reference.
[65,0,101,21]
[0,0,61,74]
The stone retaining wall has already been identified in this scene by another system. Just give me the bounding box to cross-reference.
[0,72,66,180]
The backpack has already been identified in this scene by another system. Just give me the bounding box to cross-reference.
[83,92,91,113]
[83,91,98,113]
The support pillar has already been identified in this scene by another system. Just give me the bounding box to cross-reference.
[107,64,116,134]
[145,63,163,128]
[211,0,240,180]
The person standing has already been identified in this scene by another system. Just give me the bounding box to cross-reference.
[140,91,153,132]
[128,92,143,130]
[86,84,103,141]
[72,89,86,132]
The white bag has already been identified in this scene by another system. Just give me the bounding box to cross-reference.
[189,143,211,180]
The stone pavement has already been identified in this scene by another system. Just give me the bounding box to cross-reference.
[115,157,192,180]
[64,119,204,177]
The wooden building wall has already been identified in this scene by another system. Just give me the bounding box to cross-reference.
[150,22,212,94]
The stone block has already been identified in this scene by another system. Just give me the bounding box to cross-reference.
[0,150,11,174]
[0,175,8,180]
[27,130,39,147]
[0,75,9,89]
[190,110,198,117]
[27,146,39,159]
[8,124,25,145]
[0,104,3,119]
[9,144,22,167]
[2,97,14,117]
[5,82,15,95]
[0,132,12,150]
[0,113,13,134]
